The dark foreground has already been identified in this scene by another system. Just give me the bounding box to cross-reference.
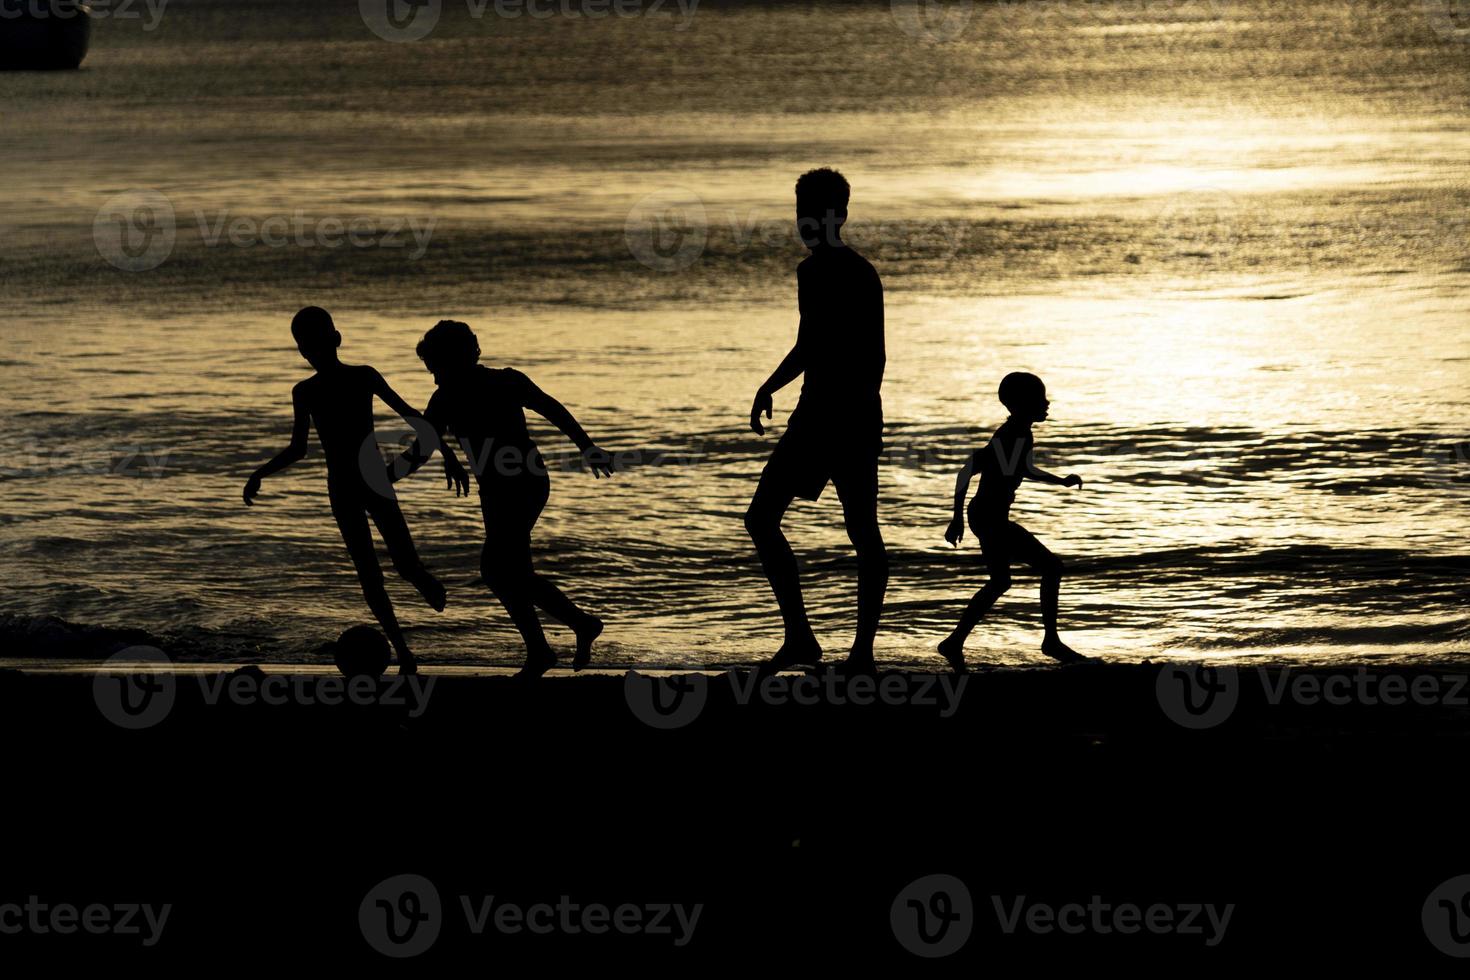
[3,661,1469,969]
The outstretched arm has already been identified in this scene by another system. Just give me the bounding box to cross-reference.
[945,454,975,546]
[373,369,468,495]
[522,377,614,478]
[1025,452,1082,489]
[750,340,804,436]
[243,387,309,505]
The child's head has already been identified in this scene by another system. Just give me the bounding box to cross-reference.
[998,372,1050,422]
[290,306,340,370]
[795,167,850,249]
[416,320,480,386]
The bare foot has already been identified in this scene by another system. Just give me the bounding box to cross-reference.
[759,639,823,674]
[572,615,604,671]
[514,652,556,680]
[937,635,967,674]
[417,572,447,613]
[1041,637,1089,664]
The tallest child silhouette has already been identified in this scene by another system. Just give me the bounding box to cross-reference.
[746,168,889,673]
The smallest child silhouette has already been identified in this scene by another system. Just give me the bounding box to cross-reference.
[940,372,1088,672]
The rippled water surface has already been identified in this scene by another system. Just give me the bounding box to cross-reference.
[1,0,1466,666]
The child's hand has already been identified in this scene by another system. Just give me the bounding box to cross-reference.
[242,474,261,506]
[444,457,470,497]
[582,445,615,479]
[1063,474,1083,489]
[749,388,773,436]
[944,515,965,547]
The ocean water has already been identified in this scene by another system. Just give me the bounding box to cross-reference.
[1,0,1466,667]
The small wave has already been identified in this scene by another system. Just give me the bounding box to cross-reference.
[1188,620,1470,649]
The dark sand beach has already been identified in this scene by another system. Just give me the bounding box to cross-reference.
[6,659,1467,966]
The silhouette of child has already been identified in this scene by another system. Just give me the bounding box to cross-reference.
[242,307,461,674]
[939,372,1087,671]
[388,320,613,679]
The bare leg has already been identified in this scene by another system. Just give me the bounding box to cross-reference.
[1012,529,1084,663]
[528,574,602,670]
[1038,569,1085,662]
[939,574,1011,672]
[372,498,445,612]
[836,472,887,669]
[744,477,821,666]
[333,495,417,672]
[482,533,555,677]
[940,522,1020,673]
[1041,572,1060,640]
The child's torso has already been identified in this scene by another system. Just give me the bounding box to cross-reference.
[969,421,1032,525]
[299,365,378,480]
[430,366,539,482]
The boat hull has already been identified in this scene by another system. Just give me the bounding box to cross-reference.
[0,2,92,70]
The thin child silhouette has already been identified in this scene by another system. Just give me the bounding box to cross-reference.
[389,320,613,679]
[746,167,888,674]
[242,307,460,674]
[939,372,1087,671]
